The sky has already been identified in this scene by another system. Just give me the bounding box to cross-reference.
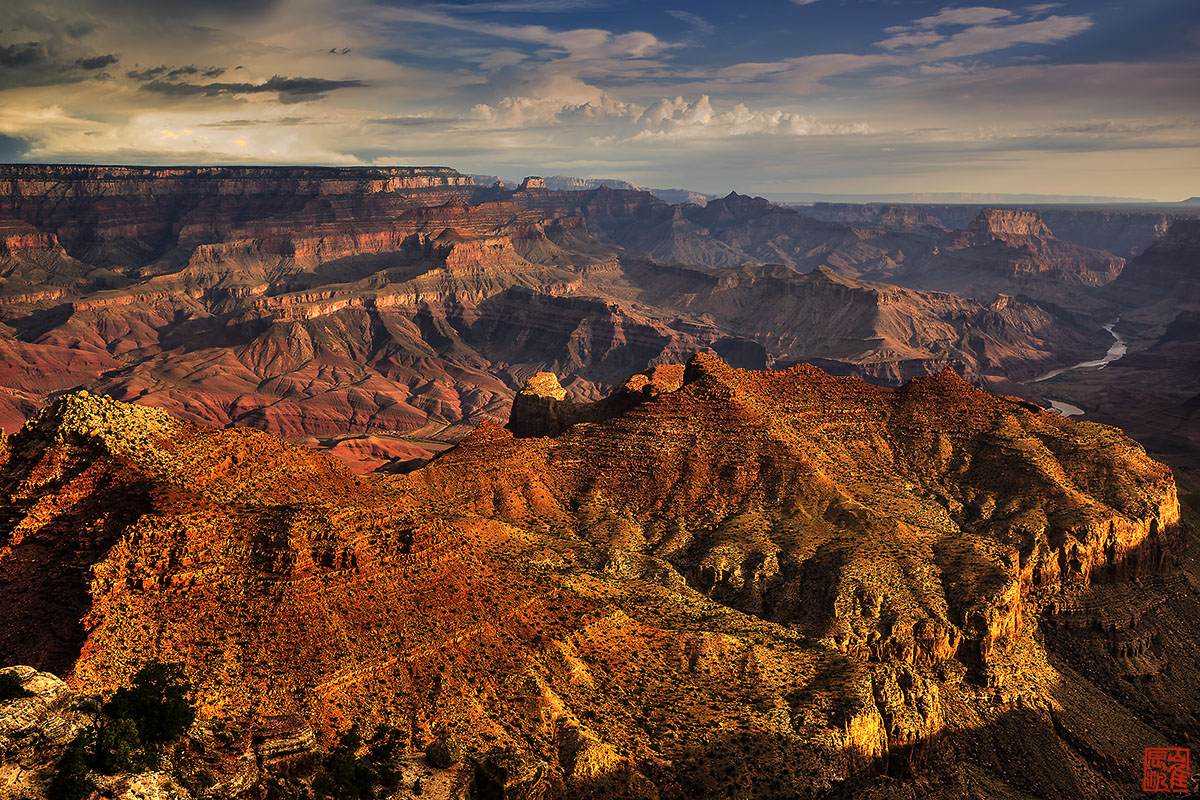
[0,0,1197,200]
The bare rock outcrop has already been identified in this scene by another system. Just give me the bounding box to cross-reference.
[507,364,684,437]
[0,666,93,794]
[968,207,1054,238]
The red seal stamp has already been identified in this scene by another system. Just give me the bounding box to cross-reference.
[1144,747,1190,793]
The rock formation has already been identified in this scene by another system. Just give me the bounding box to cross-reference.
[0,170,1106,469]
[882,208,1126,310]
[507,365,684,437]
[801,203,950,236]
[0,164,479,270]
[967,207,1053,238]
[0,359,1194,798]
[808,203,1183,258]
[503,190,1138,318]
[1103,218,1200,320]
[0,666,94,793]
[1036,208,1177,257]
[507,187,936,277]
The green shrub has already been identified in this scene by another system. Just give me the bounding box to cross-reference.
[47,732,95,800]
[0,672,33,702]
[312,724,407,800]
[92,718,145,773]
[312,726,375,800]
[104,661,196,745]
[366,725,407,791]
[50,660,201,781]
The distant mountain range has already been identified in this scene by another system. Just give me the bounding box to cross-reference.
[465,173,1195,206]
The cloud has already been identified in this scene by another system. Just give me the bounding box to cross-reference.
[914,7,1013,28]
[1052,119,1190,135]
[379,6,676,65]
[0,39,118,88]
[0,41,46,68]
[367,115,462,127]
[0,132,33,160]
[711,52,895,92]
[665,10,715,36]
[91,0,284,20]
[427,0,609,10]
[709,9,1094,96]
[139,74,367,103]
[198,116,310,127]
[921,16,1093,60]
[630,95,871,141]
[470,89,870,143]
[877,32,944,50]
[472,87,638,126]
[127,64,227,81]
[74,53,118,69]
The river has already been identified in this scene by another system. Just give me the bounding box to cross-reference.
[1028,319,1128,416]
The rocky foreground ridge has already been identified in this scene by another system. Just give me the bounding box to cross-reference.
[0,358,1195,798]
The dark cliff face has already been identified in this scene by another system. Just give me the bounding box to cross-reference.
[874,208,1127,313]
[0,163,472,184]
[0,164,480,268]
[801,202,950,234]
[1037,208,1177,257]
[1107,218,1200,306]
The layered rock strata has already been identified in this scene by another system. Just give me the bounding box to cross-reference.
[0,194,1101,467]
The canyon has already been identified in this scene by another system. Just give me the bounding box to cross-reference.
[0,166,1112,472]
[1026,219,1200,478]
[0,164,1197,799]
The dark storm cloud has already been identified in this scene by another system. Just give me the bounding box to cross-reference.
[198,117,310,127]
[126,64,225,80]
[140,74,367,103]
[1,5,105,39]
[367,115,462,127]
[88,0,283,20]
[0,133,33,161]
[75,53,118,69]
[126,65,166,80]
[0,39,116,88]
[62,20,105,39]
[0,41,45,68]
